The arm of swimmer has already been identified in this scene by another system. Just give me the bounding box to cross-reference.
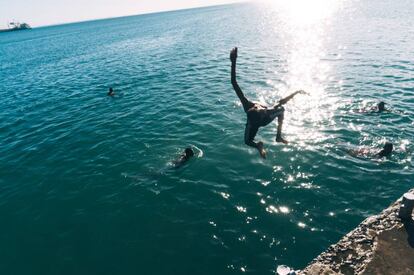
[278,90,307,106]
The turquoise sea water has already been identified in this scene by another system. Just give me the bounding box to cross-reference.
[1,1,413,274]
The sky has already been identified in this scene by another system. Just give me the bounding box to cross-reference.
[0,0,245,28]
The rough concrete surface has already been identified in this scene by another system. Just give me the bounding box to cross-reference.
[300,189,414,275]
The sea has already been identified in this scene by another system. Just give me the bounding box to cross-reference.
[0,0,413,274]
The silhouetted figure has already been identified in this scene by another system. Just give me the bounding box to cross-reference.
[173,147,195,168]
[354,101,389,113]
[108,87,115,97]
[348,142,394,159]
[377,101,387,112]
[230,47,306,158]
[377,142,393,158]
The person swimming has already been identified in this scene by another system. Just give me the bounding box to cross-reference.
[230,47,307,158]
[354,101,389,113]
[108,87,115,96]
[377,142,393,158]
[348,142,393,159]
[377,101,387,113]
[173,147,195,168]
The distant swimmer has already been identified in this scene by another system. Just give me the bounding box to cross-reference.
[108,87,115,97]
[230,47,307,158]
[172,147,195,168]
[348,142,393,159]
[378,142,393,158]
[377,101,388,113]
[354,101,389,113]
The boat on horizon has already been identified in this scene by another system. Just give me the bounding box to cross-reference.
[0,21,31,33]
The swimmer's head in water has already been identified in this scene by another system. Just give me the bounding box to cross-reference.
[378,101,386,112]
[379,142,393,157]
[185,147,195,158]
[383,142,393,153]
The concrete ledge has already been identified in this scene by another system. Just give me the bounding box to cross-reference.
[300,189,414,275]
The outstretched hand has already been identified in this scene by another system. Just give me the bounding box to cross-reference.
[295,90,308,95]
[230,47,238,63]
[278,89,308,105]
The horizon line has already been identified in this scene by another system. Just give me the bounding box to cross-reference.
[26,1,248,29]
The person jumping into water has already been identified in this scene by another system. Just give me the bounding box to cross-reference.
[230,47,306,158]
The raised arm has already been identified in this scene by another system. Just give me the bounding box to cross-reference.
[230,47,250,110]
[277,90,307,106]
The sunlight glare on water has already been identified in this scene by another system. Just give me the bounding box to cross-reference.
[258,0,344,150]
[1,1,413,274]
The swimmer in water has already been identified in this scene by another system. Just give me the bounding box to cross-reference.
[348,142,393,159]
[377,142,393,158]
[173,147,195,168]
[355,101,389,113]
[108,87,115,97]
[230,47,307,158]
[377,101,388,113]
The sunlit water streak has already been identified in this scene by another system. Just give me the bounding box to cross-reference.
[0,1,413,274]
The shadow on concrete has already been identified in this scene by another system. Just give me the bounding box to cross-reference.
[403,218,414,248]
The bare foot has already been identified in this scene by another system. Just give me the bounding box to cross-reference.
[257,142,267,159]
[276,136,289,144]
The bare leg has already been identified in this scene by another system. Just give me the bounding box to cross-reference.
[261,106,288,144]
[244,123,266,158]
[275,110,288,144]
